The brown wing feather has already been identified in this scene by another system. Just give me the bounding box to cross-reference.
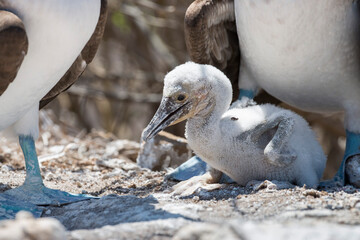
[0,10,28,96]
[185,0,280,104]
[184,0,240,99]
[40,0,108,108]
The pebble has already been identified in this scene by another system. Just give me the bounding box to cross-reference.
[192,196,200,202]
[1,165,13,172]
[45,172,55,181]
[303,189,320,198]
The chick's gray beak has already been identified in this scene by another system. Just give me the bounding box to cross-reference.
[141,97,190,142]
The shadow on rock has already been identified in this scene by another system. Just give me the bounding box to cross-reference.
[45,194,190,230]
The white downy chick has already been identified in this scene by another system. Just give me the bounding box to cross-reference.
[142,62,326,193]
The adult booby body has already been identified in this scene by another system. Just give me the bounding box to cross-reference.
[183,0,360,187]
[0,0,107,218]
[142,62,326,194]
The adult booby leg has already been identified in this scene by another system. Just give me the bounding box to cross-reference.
[1,135,94,210]
[229,89,256,109]
[345,134,360,187]
[2,135,94,206]
[318,94,360,188]
[238,89,255,100]
[320,131,360,188]
[0,106,94,218]
[166,89,255,183]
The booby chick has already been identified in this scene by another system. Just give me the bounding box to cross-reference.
[0,0,107,218]
[183,0,360,188]
[142,62,326,195]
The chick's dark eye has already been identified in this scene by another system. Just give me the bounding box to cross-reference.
[177,94,186,101]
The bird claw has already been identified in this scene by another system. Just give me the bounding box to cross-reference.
[3,183,96,206]
[170,175,224,197]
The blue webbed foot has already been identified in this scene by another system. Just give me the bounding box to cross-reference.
[0,197,43,220]
[2,183,95,206]
[166,156,207,181]
[166,156,235,184]
[0,135,96,219]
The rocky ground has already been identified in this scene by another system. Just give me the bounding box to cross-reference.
[0,113,359,239]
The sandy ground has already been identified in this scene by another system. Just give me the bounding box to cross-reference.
[0,116,360,239]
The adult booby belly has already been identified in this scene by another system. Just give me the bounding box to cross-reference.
[0,1,100,132]
[235,0,360,115]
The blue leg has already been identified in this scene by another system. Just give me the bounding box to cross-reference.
[0,135,96,219]
[238,89,255,100]
[319,130,360,188]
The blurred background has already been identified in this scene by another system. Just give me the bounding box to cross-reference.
[43,0,346,180]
